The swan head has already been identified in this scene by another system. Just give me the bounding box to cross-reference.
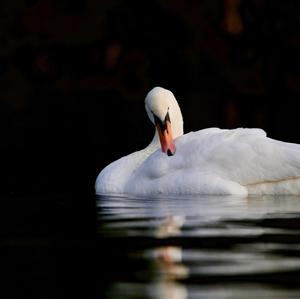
[145,87,183,156]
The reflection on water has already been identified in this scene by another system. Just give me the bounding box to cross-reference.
[98,195,300,299]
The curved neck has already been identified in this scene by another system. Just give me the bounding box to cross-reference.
[172,113,184,140]
[146,90,184,152]
[148,130,160,150]
[170,100,184,139]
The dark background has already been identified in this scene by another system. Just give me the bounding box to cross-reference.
[0,1,300,298]
[1,0,300,195]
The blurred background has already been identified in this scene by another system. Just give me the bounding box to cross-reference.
[1,0,300,195]
[1,1,300,298]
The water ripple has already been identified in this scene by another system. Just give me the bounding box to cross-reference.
[97,195,300,298]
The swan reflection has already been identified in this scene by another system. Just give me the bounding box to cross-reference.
[136,210,188,298]
[154,215,185,238]
[144,214,189,281]
[98,195,300,299]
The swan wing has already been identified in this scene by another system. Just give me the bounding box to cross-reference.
[179,128,300,194]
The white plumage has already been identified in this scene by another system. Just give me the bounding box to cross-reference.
[96,87,300,196]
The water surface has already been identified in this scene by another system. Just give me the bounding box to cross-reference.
[3,194,300,298]
[97,195,300,299]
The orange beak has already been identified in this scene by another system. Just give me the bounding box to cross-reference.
[156,119,176,156]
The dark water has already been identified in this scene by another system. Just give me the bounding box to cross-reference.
[98,195,300,299]
[2,194,300,298]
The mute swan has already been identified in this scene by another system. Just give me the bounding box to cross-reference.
[96,87,300,196]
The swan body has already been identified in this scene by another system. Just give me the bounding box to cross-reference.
[96,87,300,196]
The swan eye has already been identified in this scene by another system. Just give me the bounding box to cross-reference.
[165,111,171,123]
[152,111,171,132]
[153,113,164,131]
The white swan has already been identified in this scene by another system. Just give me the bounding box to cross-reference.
[96,87,300,196]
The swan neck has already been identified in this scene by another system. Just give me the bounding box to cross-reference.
[149,130,160,149]
[170,100,184,139]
